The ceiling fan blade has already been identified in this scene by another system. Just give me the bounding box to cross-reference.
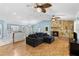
[34,3,52,8]
[52,15,61,19]
[56,17,60,19]
[41,3,52,8]
[41,8,46,13]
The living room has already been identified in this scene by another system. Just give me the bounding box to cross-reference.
[0,3,79,56]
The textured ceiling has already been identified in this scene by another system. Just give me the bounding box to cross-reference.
[0,3,79,24]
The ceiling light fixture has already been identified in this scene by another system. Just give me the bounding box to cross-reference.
[34,3,52,13]
[51,15,60,21]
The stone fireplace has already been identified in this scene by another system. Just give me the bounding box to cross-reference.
[51,19,74,38]
[51,31,59,37]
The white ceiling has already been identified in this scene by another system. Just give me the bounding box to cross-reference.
[0,3,79,24]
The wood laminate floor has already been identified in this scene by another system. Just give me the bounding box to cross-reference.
[0,37,69,56]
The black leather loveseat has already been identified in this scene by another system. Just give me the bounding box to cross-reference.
[26,33,54,47]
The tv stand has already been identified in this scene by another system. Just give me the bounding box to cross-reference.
[70,41,79,56]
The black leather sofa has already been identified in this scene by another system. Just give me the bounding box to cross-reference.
[26,33,54,47]
[26,34,44,47]
[44,35,54,43]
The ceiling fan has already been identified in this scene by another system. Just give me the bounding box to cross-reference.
[34,3,52,13]
[51,15,61,21]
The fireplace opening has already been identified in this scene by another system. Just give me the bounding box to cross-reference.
[51,31,59,37]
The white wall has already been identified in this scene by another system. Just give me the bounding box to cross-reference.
[0,19,33,46]
[74,20,79,43]
[32,20,51,35]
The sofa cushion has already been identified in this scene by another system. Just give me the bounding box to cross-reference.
[36,32,44,37]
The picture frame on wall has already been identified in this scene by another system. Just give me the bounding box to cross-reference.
[0,23,3,39]
[45,27,48,31]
